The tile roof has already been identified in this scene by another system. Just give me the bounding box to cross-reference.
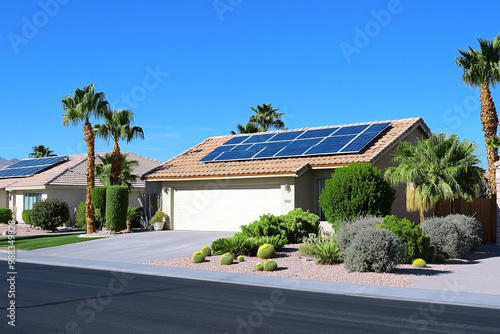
[1,153,161,190]
[145,118,429,180]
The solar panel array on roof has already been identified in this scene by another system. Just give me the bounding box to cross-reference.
[200,122,391,162]
[0,156,69,179]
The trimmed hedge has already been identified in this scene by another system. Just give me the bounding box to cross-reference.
[105,186,128,232]
[319,163,395,230]
[30,198,70,232]
[377,215,430,264]
[22,209,32,225]
[92,186,107,228]
[75,201,86,230]
[0,208,13,224]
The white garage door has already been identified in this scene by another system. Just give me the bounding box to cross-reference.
[173,186,282,231]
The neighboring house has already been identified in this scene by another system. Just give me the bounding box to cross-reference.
[145,117,431,231]
[0,153,162,225]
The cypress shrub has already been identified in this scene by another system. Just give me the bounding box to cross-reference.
[319,163,395,231]
[92,186,107,228]
[105,186,128,232]
[30,198,70,232]
[0,208,13,224]
[75,201,86,230]
[22,209,32,225]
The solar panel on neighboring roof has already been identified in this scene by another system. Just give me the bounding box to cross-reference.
[199,122,391,162]
[0,156,69,178]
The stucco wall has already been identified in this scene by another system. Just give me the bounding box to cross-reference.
[0,191,7,209]
[496,165,500,244]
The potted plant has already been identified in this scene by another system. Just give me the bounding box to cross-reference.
[150,211,167,231]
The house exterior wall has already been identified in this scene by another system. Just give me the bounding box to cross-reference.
[496,166,500,245]
[0,191,7,209]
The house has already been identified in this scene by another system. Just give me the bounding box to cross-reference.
[144,117,431,231]
[0,153,162,225]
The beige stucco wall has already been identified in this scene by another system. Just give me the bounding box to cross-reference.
[0,191,7,209]
[495,165,500,244]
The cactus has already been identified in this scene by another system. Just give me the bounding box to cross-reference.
[263,259,278,271]
[435,254,446,263]
[201,246,211,257]
[257,244,276,259]
[427,245,436,262]
[220,253,234,265]
[192,251,205,263]
[412,258,427,268]
[237,255,245,262]
[255,262,264,271]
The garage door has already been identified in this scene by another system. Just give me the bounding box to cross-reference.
[173,186,282,231]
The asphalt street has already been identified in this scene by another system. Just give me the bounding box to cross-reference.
[1,261,499,334]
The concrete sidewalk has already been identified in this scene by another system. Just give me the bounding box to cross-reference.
[1,231,499,310]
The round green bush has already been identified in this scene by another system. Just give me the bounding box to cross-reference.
[220,253,234,265]
[257,244,276,259]
[22,209,32,225]
[255,262,264,271]
[263,259,278,271]
[0,208,13,224]
[30,198,70,232]
[237,255,245,262]
[412,258,427,268]
[192,251,205,263]
[344,228,404,273]
[201,246,211,257]
[435,254,446,263]
[319,163,395,230]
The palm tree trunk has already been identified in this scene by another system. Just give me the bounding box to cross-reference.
[111,140,122,186]
[84,121,96,234]
[419,209,424,224]
[480,84,499,196]
[433,198,444,217]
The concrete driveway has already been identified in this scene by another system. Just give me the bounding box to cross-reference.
[27,230,234,264]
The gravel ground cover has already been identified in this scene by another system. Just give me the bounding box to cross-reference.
[147,244,466,288]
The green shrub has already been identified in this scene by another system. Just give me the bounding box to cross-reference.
[257,244,276,259]
[237,255,245,262]
[256,235,287,251]
[126,207,143,228]
[75,201,86,229]
[150,210,167,226]
[105,186,128,232]
[427,245,437,262]
[335,215,383,257]
[220,253,234,265]
[201,245,211,257]
[263,259,278,271]
[92,186,107,228]
[377,215,430,264]
[0,208,13,223]
[22,209,32,225]
[255,262,264,271]
[412,258,427,268]
[298,243,316,257]
[192,251,205,263]
[435,254,446,263]
[212,234,251,256]
[314,239,340,265]
[344,228,404,273]
[421,214,483,259]
[30,198,70,232]
[240,209,319,244]
[319,163,395,230]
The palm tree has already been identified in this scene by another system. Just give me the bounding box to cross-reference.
[230,122,262,134]
[62,83,109,234]
[384,134,483,223]
[95,153,139,191]
[29,145,56,158]
[455,36,500,194]
[94,109,144,186]
[248,103,285,131]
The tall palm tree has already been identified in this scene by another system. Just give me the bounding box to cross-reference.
[95,153,139,191]
[29,145,56,158]
[385,134,483,223]
[230,122,262,134]
[455,36,500,194]
[62,83,109,234]
[94,109,144,186]
[248,103,285,131]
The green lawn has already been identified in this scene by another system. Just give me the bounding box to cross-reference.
[0,234,104,251]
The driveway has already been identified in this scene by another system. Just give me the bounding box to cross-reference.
[27,230,234,264]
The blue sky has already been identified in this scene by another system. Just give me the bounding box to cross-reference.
[1,0,499,168]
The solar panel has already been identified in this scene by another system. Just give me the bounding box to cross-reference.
[0,156,69,179]
[200,122,391,162]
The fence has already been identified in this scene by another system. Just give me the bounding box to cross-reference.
[442,196,496,243]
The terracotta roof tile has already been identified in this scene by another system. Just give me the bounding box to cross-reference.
[146,118,429,180]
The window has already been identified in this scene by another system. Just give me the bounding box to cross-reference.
[318,179,327,221]
[24,193,42,210]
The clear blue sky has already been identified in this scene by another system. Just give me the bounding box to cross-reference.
[1,0,499,169]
